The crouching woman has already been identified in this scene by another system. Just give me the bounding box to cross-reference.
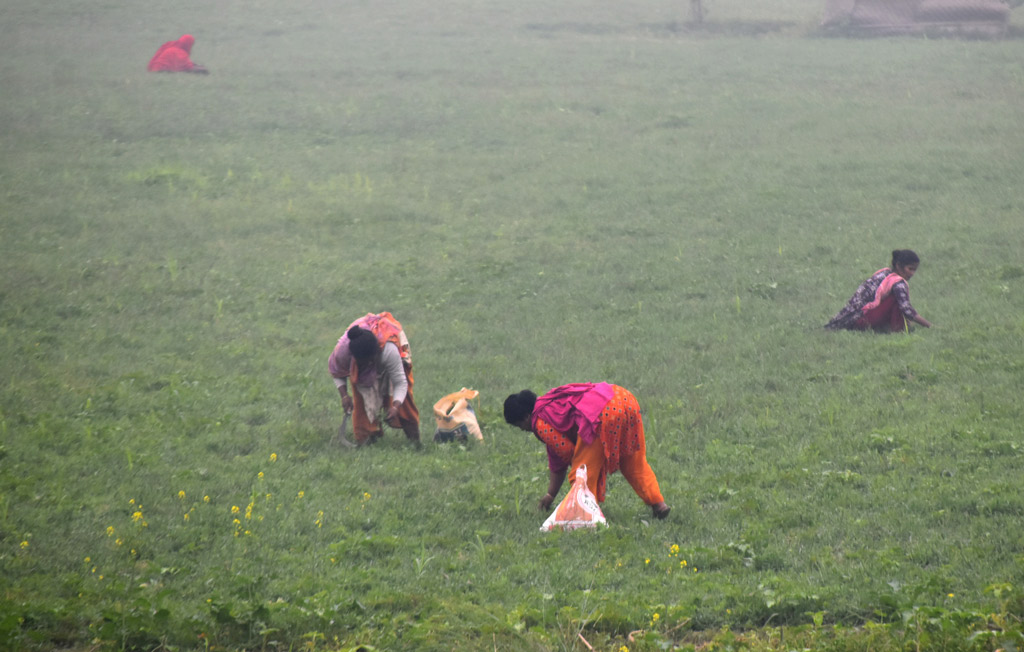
[826,249,933,333]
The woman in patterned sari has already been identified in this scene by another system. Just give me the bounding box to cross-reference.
[504,383,670,519]
[826,249,933,333]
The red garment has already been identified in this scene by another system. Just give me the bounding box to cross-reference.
[148,35,199,72]
[857,294,908,332]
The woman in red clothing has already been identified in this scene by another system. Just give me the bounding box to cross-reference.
[504,383,670,519]
[825,249,933,333]
[147,34,209,73]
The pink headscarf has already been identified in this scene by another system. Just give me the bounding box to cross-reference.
[531,382,615,446]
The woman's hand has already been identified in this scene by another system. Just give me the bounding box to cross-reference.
[385,401,402,426]
[539,493,555,511]
[340,391,353,414]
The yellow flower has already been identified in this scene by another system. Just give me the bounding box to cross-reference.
[652,613,660,622]
[203,495,210,503]
[258,472,264,480]
[269,453,277,462]
[233,519,241,526]
[178,490,186,500]
[231,505,240,514]
[363,492,371,501]
[948,593,955,598]
[645,558,650,565]
[131,511,143,523]
[265,493,272,501]
[183,513,190,522]
[19,540,29,550]
[106,526,115,537]
[129,498,135,506]
[298,491,305,499]
[669,544,679,556]
[620,647,629,652]
[115,538,123,546]
[84,556,91,563]
[682,559,687,567]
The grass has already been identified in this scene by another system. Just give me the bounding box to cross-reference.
[2,0,1024,650]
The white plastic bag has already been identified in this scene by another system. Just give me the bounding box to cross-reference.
[540,465,607,532]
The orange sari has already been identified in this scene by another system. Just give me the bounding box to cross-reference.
[535,385,664,505]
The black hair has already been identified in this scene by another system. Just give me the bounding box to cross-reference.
[891,249,920,269]
[347,325,380,360]
[503,390,537,425]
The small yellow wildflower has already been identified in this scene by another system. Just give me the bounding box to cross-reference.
[645,558,650,565]
[203,495,210,503]
[669,544,679,556]
[620,647,629,652]
[183,513,190,522]
[363,492,371,500]
[298,491,305,499]
[106,526,115,537]
[84,556,91,563]
[682,559,687,567]
[91,566,97,573]
[948,593,954,598]
[131,511,143,523]
[233,519,241,526]
[269,453,277,462]
[265,493,272,501]
[231,505,240,514]
[178,490,186,500]
[115,538,124,546]
[129,498,135,506]
[651,613,660,625]
[20,540,29,550]
[258,471,264,480]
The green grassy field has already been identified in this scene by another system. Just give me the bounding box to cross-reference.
[2,0,1024,650]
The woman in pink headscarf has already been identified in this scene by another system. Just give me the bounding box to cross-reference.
[147,34,208,73]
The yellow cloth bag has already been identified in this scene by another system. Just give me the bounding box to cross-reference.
[432,388,483,442]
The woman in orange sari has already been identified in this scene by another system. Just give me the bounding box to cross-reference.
[328,312,420,447]
[504,383,670,519]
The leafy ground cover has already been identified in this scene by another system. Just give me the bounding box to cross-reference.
[2,0,1023,649]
